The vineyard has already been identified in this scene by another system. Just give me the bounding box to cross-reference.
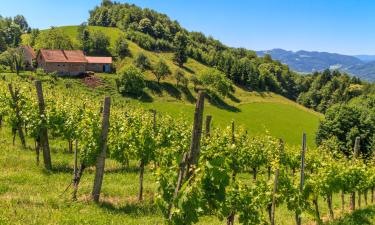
[0,74,375,225]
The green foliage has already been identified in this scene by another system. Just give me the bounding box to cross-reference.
[173,32,188,67]
[297,70,363,113]
[316,102,375,157]
[114,35,130,58]
[198,68,232,97]
[35,27,74,50]
[87,30,110,56]
[0,48,24,75]
[153,60,170,84]
[13,15,28,33]
[116,65,145,96]
[133,52,151,71]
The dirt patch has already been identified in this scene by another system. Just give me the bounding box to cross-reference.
[82,75,103,88]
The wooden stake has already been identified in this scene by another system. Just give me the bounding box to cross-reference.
[296,132,306,225]
[92,96,111,202]
[185,91,205,179]
[350,137,360,211]
[271,168,279,225]
[205,115,212,137]
[73,140,78,200]
[170,91,205,220]
[35,81,52,170]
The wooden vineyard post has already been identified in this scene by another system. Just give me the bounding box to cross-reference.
[350,137,360,211]
[92,96,111,203]
[270,168,280,225]
[205,115,212,137]
[72,139,78,200]
[8,84,26,148]
[295,133,306,225]
[35,81,52,170]
[227,121,236,225]
[170,91,205,220]
[185,91,205,179]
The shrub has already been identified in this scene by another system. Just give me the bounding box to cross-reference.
[114,35,130,58]
[198,68,232,97]
[153,60,171,84]
[116,66,145,95]
[133,53,151,71]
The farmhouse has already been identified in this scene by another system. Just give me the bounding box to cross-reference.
[21,46,36,70]
[37,49,87,76]
[33,48,113,76]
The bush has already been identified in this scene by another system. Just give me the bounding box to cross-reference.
[114,35,130,58]
[35,68,46,76]
[153,60,171,84]
[116,66,145,95]
[133,53,151,71]
[198,68,232,97]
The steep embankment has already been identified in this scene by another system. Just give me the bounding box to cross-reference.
[27,26,322,146]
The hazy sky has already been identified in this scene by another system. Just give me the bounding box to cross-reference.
[1,0,374,55]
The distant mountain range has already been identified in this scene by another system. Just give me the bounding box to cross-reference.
[256,49,375,81]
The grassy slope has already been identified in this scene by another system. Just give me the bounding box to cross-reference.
[37,25,322,146]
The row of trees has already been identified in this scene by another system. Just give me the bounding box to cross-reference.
[1,77,375,225]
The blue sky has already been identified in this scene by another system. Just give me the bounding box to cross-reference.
[0,0,374,55]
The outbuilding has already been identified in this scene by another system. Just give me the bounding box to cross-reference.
[37,49,87,76]
[85,56,112,73]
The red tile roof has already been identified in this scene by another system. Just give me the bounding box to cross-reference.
[86,56,112,64]
[39,49,87,63]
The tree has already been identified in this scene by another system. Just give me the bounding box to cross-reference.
[198,68,232,97]
[2,24,22,47]
[0,48,24,75]
[88,31,110,55]
[138,18,153,35]
[101,0,113,7]
[114,35,130,58]
[116,66,145,96]
[13,15,29,32]
[174,69,185,86]
[77,23,90,54]
[173,32,188,67]
[316,103,375,157]
[153,60,171,84]
[133,52,151,71]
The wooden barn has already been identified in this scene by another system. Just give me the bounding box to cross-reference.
[86,56,112,73]
[37,49,87,76]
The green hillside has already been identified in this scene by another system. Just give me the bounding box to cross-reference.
[24,25,322,146]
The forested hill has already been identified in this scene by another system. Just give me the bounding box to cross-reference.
[87,0,368,113]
